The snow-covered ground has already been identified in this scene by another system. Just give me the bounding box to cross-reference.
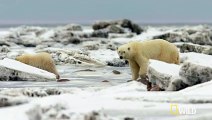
[0,22,212,120]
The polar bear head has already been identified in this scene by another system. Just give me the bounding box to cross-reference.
[16,54,31,64]
[117,44,132,59]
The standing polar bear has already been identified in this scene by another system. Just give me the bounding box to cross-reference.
[117,39,179,86]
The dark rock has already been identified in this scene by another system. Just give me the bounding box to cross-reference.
[92,21,110,30]
[61,37,81,45]
[92,19,143,35]
[118,19,143,34]
[176,43,212,55]
[124,117,134,120]
[102,80,109,82]
[106,58,127,67]
[91,29,109,38]
[112,70,121,74]
[0,41,10,46]
[153,33,190,42]
[119,19,132,28]
[68,37,81,44]
[74,69,96,72]
[131,23,143,34]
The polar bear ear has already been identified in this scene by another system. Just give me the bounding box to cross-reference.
[128,47,130,51]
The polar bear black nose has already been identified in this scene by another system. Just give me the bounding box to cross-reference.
[120,56,123,59]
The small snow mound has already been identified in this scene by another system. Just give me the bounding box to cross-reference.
[99,81,146,95]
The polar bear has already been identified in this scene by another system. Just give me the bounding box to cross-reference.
[16,52,60,79]
[117,39,179,88]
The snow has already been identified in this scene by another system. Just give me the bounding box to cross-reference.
[179,80,212,96]
[39,29,54,40]
[1,81,212,120]
[149,60,180,77]
[180,52,212,67]
[89,49,119,62]
[0,30,11,37]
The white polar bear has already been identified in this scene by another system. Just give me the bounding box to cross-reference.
[117,39,179,81]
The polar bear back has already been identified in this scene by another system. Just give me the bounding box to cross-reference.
[130,39,179,64]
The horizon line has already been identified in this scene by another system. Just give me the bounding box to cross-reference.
[0,20,212,25]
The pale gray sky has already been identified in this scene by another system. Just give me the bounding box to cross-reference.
[0,0,211,24]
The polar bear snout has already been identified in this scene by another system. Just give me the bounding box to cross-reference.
[120,56,123,59]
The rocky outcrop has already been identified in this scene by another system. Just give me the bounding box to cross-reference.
[27,105,113,120]
[0,95,28,107]
[176,43,212,55]
[37,48,105,66]
[153,32,190,43]
[148,53,212,91]
[92,19,143,35]
[147,60,187,91]
[180,53,212,86]
[153,25,212,45]
[0,45,10,53]
[190,31,212,45]
[91,29,109,38]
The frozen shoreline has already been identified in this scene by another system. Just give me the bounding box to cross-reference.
[0,20,212,119]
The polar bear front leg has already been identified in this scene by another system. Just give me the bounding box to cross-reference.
[129,60,139,80]
[138,61,151,85]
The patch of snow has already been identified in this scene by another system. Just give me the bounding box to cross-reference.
[89,49,119,62]
[180,52,212,67]
[39,29,54,40]
[0,31,11,37]
[149,60,180,76]
[179,80,212,96]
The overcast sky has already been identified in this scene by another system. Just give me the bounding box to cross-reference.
[0,0,211,24]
